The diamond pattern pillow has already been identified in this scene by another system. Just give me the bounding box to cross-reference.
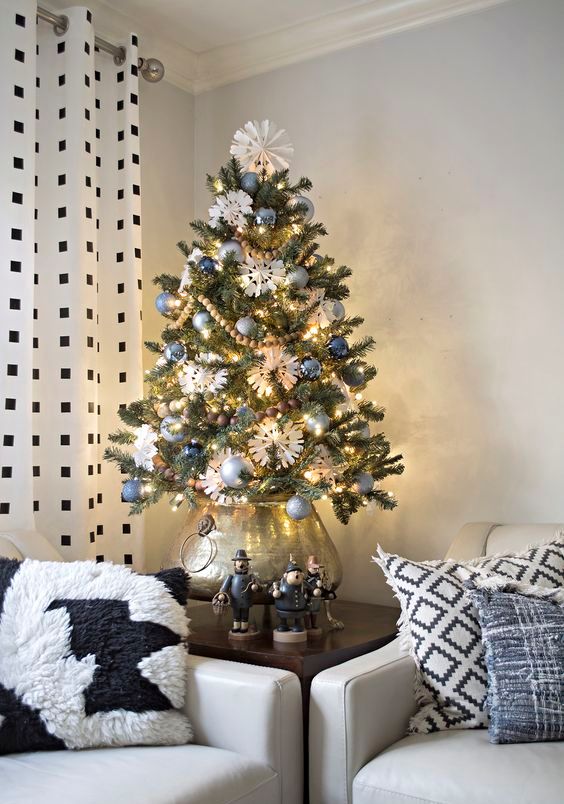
[373,537,564,733]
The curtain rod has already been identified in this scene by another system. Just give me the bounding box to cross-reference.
[36,5,165,81]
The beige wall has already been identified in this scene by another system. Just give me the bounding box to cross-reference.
[140,79,195,572]
[191,0,564,605]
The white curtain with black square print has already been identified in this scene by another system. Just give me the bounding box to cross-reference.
[0,1,144,568]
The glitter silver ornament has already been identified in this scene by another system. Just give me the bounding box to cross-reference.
[218,239,244,262]
[235,316,257,337]
[241,172,259,194]
[300,356,322,380]
[352,472,374,495]
[219,455,254,488]
[155,292,176,315]
[255,207,276,226]
[121,479,144,502]
[160,416,187,443]
[305,411,331,436]
[164,342,187,363]
[192,310,212,332]
[286,494,312,520]
[286,265,309,289]
[288,195,314,222]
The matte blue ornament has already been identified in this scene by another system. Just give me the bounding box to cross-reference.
[341,364,365,387]
[160,415,187,443]
[287,266,309,289]
[300,356,322,380]
[155,292,177,315]
[192,310,212,332]
[255,207,276,226]
[182,440,203,459]
[198,256,218,275]
[218,240,244,262]
[352,472,374,495]
[241,172,259,194]
[327,336,349,359]
[286,495,312,521]
[121,478,144,503]
[164,342,187,363]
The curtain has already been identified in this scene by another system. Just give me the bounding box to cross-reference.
[0,2,144,568]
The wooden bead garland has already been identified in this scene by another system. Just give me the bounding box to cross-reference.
[196,294,300,349]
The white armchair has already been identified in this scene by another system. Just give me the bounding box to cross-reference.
[309,523,564,804]
[0,531,303,804]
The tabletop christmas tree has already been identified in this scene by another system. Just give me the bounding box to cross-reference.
[105,120,403,526]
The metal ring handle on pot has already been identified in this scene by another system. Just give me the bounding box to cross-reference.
[179,530,217,574]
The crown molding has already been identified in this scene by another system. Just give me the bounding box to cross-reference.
[42,0,512,95]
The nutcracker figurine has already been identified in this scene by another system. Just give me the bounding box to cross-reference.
[304,555,334,637]
[270,556,318,643]
[212,548,260,639]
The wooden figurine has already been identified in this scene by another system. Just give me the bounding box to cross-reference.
[270,556,311,644]
[212,549,260,639]
[304,555,326,637]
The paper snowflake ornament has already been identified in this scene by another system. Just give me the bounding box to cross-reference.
[306,445,339,485]
[179,247,204,292]
[179,354,228,396]
[239,254,286,297]
[248,346,299,397]
[230,120,293,174]
[249,420,304,468]
[199,448,235,505]
[307,288,340,330]
[132,424,158,471]
[209,190,253,229]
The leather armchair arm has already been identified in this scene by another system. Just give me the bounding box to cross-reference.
[185,655,302,804]
[309,638,416,804]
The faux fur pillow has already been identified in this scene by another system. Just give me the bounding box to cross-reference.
[0,558,192,755]
[374,537,564,733]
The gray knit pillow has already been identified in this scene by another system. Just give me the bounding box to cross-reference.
[374,536,564,733]
[465,578,564,743]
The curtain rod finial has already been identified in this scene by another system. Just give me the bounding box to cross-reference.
[138,57,165,83]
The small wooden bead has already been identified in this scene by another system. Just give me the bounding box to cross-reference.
[217,414,229,427]
[266,406,278,418]
[287,399,300,410]
[235,335,244,343]
[230,416,238,426]
[188,478,196,488]
[230,329,238,337]
[220,318,227,327]
[165,469,175,480]
[277,401,290,413]
[249,340,258,348]
[197,294,205,303]
[207,412,218,423]
[265,251,272,259]
[242,337,250,346]
[256,411,266,422]
[195,479,206,492]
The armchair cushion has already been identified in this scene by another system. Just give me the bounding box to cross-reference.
[373,536,564,733]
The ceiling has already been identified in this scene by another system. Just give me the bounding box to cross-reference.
[44,0,511,93]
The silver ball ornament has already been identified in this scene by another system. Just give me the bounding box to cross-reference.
[218,240,244,262]
[235,316,257,337]
[241,172,259,194]
[329,300,346,321]
[192,310,212,332]
[156,403,170,418]
[286,266,309,289]
[160,416,187,443]
[305,411,331,436]
[155,292,176,315]
[121,479,145,503]
[286,495,312,521]
[164,342,186,363]
[352,472,374,495]
[255,207,276,226]
[288,195,314,222]
[219,455,254,488]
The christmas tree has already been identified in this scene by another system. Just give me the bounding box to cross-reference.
[105,120,403,524]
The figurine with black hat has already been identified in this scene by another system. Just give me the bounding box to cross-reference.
[212,548,261,639]
[304,554,334,637]
[270,555,312,643]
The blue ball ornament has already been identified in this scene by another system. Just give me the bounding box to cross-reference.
[352,472,374,495]
[241,172,259,194]
[192,310,212,332]
[164,342,187,364]
[198,256,218,275]
[255,207,277,226]
[121,478,144,503]
[327,336,349,359]
[182,440,203,460]
[300,356,322,381]
[286,495,312,521]
[341,364,365,387]
[218,240,244,262]
[160,415,187,443]
[155,292,177,315]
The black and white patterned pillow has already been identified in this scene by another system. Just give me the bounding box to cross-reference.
[0,558,192,755]
[374,537,564,733]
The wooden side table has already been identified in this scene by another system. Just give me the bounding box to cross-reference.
[187,600,398,802]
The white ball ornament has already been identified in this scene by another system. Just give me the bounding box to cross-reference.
[286,495,312,520]
[352,472,374,495]
[218,240,244,262]
[286,266,309,289]
[288,195,314,222]
[219,455,255,488]
[235,316,257,337]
